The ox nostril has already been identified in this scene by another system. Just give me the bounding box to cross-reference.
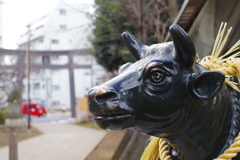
[96,92,118,103]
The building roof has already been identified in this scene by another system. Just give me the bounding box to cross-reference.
[164,0,207,41]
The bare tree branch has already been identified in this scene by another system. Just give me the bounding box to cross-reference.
[142,0,155,13]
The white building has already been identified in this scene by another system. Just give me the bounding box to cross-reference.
[17,1,107,110]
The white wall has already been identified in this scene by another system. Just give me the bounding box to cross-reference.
[18,2,93,51]
[43,3,92,50]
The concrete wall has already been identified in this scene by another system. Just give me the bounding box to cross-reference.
[189,0,240,58]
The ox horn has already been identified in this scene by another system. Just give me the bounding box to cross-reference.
[170,24,196,68]
[122,32,148,61]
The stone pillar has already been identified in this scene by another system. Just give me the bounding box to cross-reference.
[4,102,24,131]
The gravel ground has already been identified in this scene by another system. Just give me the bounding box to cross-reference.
[0,126,42,148]
[85,130,126,160]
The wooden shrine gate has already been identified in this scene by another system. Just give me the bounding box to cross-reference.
[0,48,92,118]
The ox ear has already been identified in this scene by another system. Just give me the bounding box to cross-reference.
[170,25,196,68]
[191,71,225,99]
[122,32,148,61]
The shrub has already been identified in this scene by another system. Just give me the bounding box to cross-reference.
[0,109,8,124]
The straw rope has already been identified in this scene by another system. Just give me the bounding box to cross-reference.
[141,134,240,160]
[197,22,240,92]
[140,22,240,160]
[159,138,171,160]
[214,133,240,160]
[194,22,240,160]
[140,137,162,160]
[140,137,170,160]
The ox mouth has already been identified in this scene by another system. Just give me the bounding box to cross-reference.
[94,113,132,120]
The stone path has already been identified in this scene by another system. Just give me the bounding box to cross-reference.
[0,123,106,160]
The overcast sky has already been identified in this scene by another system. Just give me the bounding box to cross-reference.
[2,0,94,49]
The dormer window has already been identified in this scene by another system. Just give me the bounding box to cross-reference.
[52,39,59,44]
[60,25,67,30]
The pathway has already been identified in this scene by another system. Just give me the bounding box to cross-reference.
[0,123,106,160]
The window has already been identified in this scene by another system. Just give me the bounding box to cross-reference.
[59,9,66,15]
[42,56,50,64]
[60,25,67,30]
[34,83,40,89]
[52,39,59,44]
[36,104,42,109]
[28,105,35,108]
[52,85,60,91]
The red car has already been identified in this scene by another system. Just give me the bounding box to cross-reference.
[22,102,47,117]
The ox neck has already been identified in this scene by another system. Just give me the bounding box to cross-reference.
[165,85,236,160]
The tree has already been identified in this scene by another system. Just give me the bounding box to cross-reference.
[0,55,20,107]
[119,0,183,44]
[89,0,183,72]
[0,69,19,103]
[89,0,135,73]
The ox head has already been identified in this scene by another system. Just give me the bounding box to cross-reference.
[88,25,225,136]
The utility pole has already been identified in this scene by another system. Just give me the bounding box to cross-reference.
[26,25,31,130]
[68,53,76,118]
[91,56,94,88]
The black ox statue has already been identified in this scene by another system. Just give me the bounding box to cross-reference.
[88,25,240,160]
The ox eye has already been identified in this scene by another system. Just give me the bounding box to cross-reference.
[148,70,166,84]
[150,72,162,82]
[144,66,172,93]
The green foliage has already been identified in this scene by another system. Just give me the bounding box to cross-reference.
[0,109,8,124]
[88,0,135,71]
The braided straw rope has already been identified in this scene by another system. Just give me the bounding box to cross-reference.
[140,137,161,160]
[197,22,240,92]
[140,137,170,160]
[140,22,240,160]
[159,138,171,160]
[141,134,240,160]
[214,133,240,160]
